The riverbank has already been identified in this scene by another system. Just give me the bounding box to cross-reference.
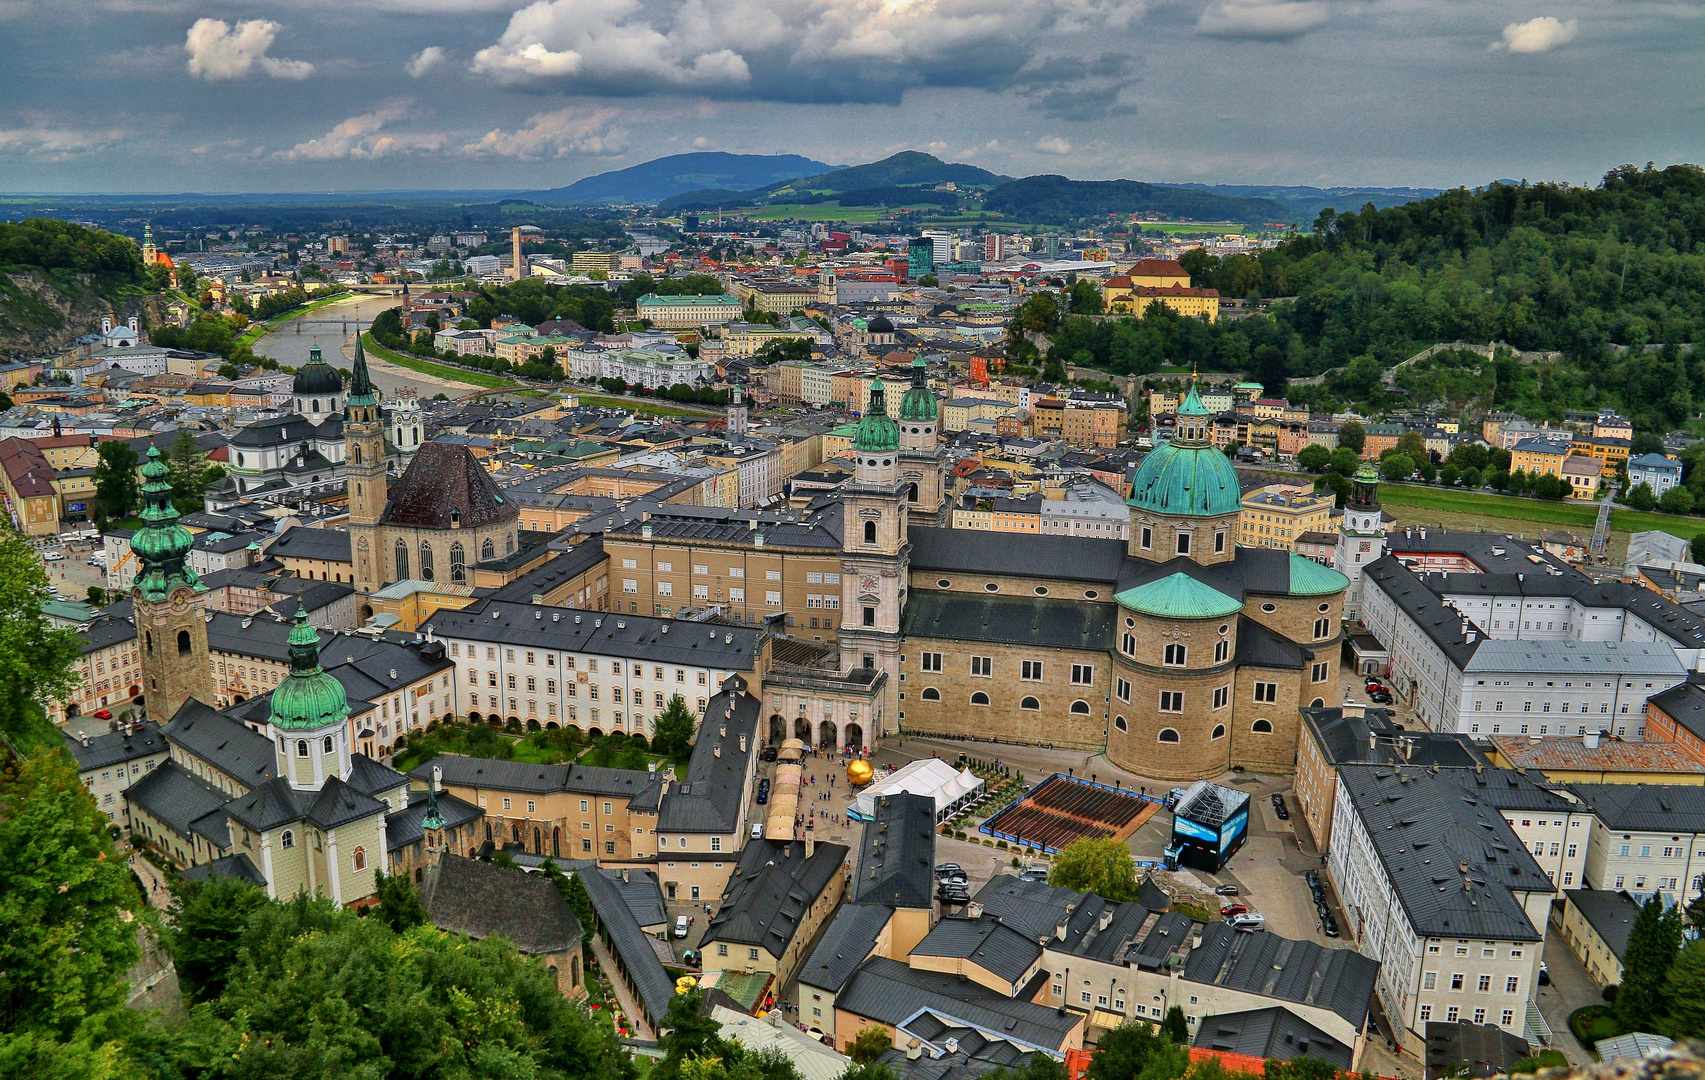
[234,288,355,349]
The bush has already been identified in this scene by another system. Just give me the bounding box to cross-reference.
[1567,1005,1623,1050]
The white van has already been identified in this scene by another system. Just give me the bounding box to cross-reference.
[751,822,765,839]
[43,550,65,562]
[674,915,690,939]
[1228,912,1266,932]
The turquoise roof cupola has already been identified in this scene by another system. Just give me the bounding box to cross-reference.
[898,356,937,422]
[1127,380,1240,518]
[853,376,900,452]
[131,445,200,602]
[269,607,350,733]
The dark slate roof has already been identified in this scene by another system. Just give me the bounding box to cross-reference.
[1233,615,1308,670]
[1128,910,1195,971]
[907,526,1127,584]
[179,852,267,888]
[702,838,850,956]
[1565,783,1705,832]
[1335,765,1554,942]
[1648,680,1705,742]
[267,526,352,564]
[406,754,663,802]
[346,754,408,800]
[221,775,389,834]
[424,601,765,671]
[797,903,894,993]
[599,867,669,931]
[78,612,137,654]
[1181,922,1381,1030]
[1299,707,1488,769]
[578,862,677,1023]
[1565,889,1640,962]
[421,855,583,954]
[1192,1006,1353,1070]
[854,792,938,908]
[63,722,166,772]
[901,592,1114,651]
[162,699,276,789]
[837,956,1082,1054]
[878,1024,1037,1080]
[1424,1020,1534,1079]
[383,442,518,529]
[658,677,760,833]
[386,791,482,852]
[125,760,229,838]
[486,536,606,604]
[1362,557,1482,667]
[910,916,1043,985]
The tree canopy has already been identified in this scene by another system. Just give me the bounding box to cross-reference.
[1047,838,1138,902]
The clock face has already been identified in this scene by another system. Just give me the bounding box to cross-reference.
[860,575,879,593]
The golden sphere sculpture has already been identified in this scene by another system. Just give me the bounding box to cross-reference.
[847,759,875,786]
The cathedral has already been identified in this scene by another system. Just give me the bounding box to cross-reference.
[763,378,1351,781]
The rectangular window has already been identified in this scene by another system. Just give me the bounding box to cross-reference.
[1311,661,1330,682]
[1160,690,1183,712]
[1419,1006,1431,1022]
[1478,975,1491,992]
[971,656,992,677]
[1254,681,1278,703]
[657,581,672,596]
[1176,532,1191,555]
[1213,686,1229,709]
[1164,643,1187,666]
[1451,974,1464,990]
[729,588,744,602]
[1021,660,1044,681]
[1501,1009,1514,1027]
[1071,664,1093,684]
[922,651,944,673]
[1116,678,1131,702]
[1506,977,1519,993]
[1141,526,1152,549]
[1423,972,1437,990]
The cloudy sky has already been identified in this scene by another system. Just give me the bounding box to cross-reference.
[2,0,1701,193]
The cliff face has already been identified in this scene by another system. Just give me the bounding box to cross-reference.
[0,267,154,361]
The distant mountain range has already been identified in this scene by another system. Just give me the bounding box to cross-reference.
[1162,183,1446,216]
[529,152,836,205]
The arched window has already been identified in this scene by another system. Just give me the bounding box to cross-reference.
[1070,700,1090,714]
[1164,644,1187,666]
[970,691,990,706]
[1252,719,1273,733]
[296,739,309,757]
[1211,724,1226,739]
[1114,715,1128,731]
[907,482,918,502]
[481,537,495,561]
[921,688,941,701]
[1020,696,1040,710]
[864,520,877,544]
[450,542,466,583]
[352,847,366,871]
[177,629,192,656]
[395,540,409,579]
[322,735,334,754]
[419,542,434,581]
[280,829,294,849]
[1158,728,1180,743]
[352,444,362,463]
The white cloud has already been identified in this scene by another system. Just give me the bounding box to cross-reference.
[461,106,627,158]
[281,104,446,160]
[1196,0,1331,40]
[0,124,124,160]
[406,46,446,77]
[470,0,1144,105]
[185,18,313,80]
[1490,16,1578,54]
[691,135,711,148]
[1035,135,1072,154]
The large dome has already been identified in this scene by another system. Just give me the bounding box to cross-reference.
[293,343,344,396]
[269,607,350,732]
[1127,440,1242,517]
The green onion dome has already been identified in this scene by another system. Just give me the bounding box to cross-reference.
[268,607,350,731]
[897,356,937,421]
[131,445,198,602]
[853,376,900,452]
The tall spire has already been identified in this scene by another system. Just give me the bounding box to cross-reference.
[131,445,198,602]
[348,321,377,405]
[421,766,445,832]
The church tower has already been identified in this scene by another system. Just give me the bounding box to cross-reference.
[895,355,947,523]
[726,380,748,438]
[1336,463,1386,619]
[268,607,354,791]
[132,445,213,721]
[346,328,388,597]
[839,377,908,726]
[141,222,157,265]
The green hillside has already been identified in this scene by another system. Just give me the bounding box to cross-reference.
[981,175,1292,225]
[0,218,154,356]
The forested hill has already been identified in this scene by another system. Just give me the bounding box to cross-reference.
[983,175,1290,225]
[0,218,152,356]
[1038,163,1705,432]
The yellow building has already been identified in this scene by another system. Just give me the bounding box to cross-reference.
[1561,454,1603,500]
[1510,440,1570,477]
[1238,484,1333,551]
[1578,436,1631,470]
[722,324,816,358]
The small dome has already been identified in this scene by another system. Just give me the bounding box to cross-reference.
[1116,573,1242,619]
[898,357,936,421]
[1127,440,1242,517]
[293,344,344,396]
[1286,553,1350,596]
[853,377,900,452]
[269,607,350,731]
[867,314,894,333]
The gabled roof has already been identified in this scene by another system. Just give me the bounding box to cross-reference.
[907,526,1126,584]
[63,722,167,772]
[797,903,894,993]
[180,852,268,888]
[1566,783,1705,831]
[853,792,937,908]
[910,916,1043,985]
[421,855,582,955]
[836,956,1082,1054]
[124,759,229,838]
[578,863,676,1023]
[1565,889,1640,962]
[901,592,1114,651]
[1181,922,1381,1030]
[658,677,760,833]
[1193,1006,1353,1070]
[702,838,850,956]
[162,698,276,790]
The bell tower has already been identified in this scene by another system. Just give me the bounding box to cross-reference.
[132,445,213,721]
[346,327,388,596]
[726,380,748,438]
[1335,463,1386,619]
[839,377,908,724]
[895,355,946,523]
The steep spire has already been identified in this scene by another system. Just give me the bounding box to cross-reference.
[421,767,445,832]
[348,321,377,406]
[131,444,198,602]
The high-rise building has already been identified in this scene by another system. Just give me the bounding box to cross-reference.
[907,238,934,280]
[983,234,1005,262]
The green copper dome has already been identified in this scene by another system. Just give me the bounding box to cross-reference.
[1352,462,1380,485]
[898,356,937,422]
[268,607,350,732]
[1177,382,1212,416]
[131,445,200,603]
[1116,573,1242,619]
[853,377,900,452]
[1127,443,1241,517]
[1286,553,1350,597]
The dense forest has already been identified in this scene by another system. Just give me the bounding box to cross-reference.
[983,175,1290,226]
[1035,164,1705,431]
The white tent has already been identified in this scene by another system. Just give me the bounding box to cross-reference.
[848,757,984,822]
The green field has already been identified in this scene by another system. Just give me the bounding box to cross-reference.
[1139,222,1246,236]
[576,393,711,418]
[1380,482,1705,540]
[742,202,888,222]
[360,333,517,389]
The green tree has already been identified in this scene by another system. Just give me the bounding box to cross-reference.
[1533,472,1568,500]
[1630,432,1667,457]
[1020,292,1060,334]
[1461,466,1484,489]
[1319,471,1352,508]
[1615,893,1684,1032]
[846,1026,893,1066]
[1395,431,1428,461]
[0,533,81,749]
[1379,454,1413,482]
[1507,469,1531,495]
[1160,1005,1189,1043]
[1337,421,1365,454]
[1067,279,1104,316]
[372,868,426,933]
[1296,444,1331,472]
[1327,446,1360,476]
[168,875,266,1003]
[651,694,698,759]
[92,440,140,523]
[1048,837,1138,901]
[1624,481,1658,510]
[658,989,725,1079]
[1439,464,1460,487]
[1660,485,1695,514]
[1087,1021,1165,1080]
[86,586,105,606]
[1262,1057,1342,1080]
[1690,533,1705,565]
[1660,938,1705,1038]
[166,429,222,515]
[543,860,597,941]
[918,274,939,288]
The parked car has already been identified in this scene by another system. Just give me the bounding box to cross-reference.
[674,915,690,939]
[1538,962,1550,986]
[1220,904,1248,917]
[42,551,64,562]
[1227,913,1266,931]
[1321,917,1340,938]
[93,709,112,720]
[756,779,770,805]
[1364,679,1386,692]
[759,745,779,763]
[1270,794,1290,820]
[938,888,971,904]
[935,863,963,878]
[752,822,765,839]
[1304,870,1320,889]
[1213,884,1240,896]
[1369,690,1394,704]
[1019,868,1049,882]
[1312,885,1327,904]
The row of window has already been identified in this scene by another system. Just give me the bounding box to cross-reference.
[1137,524,1228,557]
[916,688,1095,713]
[449,645,710,685]
[1113,716,1277,739]
[1418,1005,1515,1027]
[392,535,512,583]
[1421,972,1522,994]
[1473,701,1624,713]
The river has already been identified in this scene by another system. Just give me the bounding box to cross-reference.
[251,294,480,399]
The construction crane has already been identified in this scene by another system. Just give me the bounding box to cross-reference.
[1590,483,1616,564]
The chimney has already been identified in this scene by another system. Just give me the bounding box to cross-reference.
[1585,730,1601,749]
[1055,918,1069,941]
[1099,907,1114,931]
[1419,526,1426,541]
[739,734,747,753]
[944,1037,959,1056]
[906,1040,922,1062]
[80,733,90,747]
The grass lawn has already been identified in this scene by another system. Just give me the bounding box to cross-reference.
[1140,222,1246,235]
[360,333,517,389]
[1378,484,1602,529]
[576,393,712,418]
[1568,1004,1623,1051]
[743,203,888,223]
